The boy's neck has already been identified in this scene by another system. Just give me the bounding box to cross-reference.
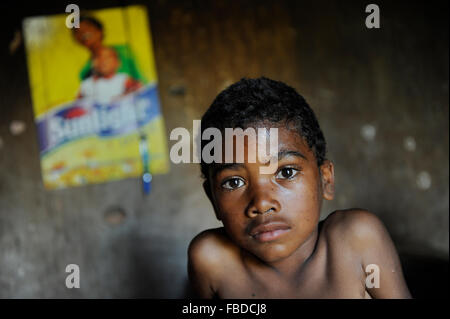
[244,225,320,281]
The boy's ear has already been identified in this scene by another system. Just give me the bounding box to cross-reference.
[203,180,222,221]
[319,160,335,200]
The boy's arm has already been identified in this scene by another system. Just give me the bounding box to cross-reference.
[187,230,222,298]
[346,210,412,298]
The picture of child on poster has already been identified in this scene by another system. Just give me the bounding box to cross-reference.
[73,16,144,105]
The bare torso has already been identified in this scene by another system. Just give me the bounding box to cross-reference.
[207,220,368,298]
[188,210,410,299]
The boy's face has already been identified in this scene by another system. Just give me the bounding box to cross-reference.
[92,48,120,78]
[205,125,334,263]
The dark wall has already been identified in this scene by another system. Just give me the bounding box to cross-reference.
[0,0,448,298]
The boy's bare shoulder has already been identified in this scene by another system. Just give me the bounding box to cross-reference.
[188,227,241,297]
[320,209,411,298]
[321,208,390,254]
[188,227,239,261]
[188,228,240,274]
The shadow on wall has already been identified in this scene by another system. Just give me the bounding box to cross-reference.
[127,234,192,298]
[400,253,449,299]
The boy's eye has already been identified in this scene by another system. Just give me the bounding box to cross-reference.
[276,167,300,179]
[221,177,245,190]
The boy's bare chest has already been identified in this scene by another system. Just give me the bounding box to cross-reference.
[218,272,364,299]
[218,280,365,299]
[216,245,366,299]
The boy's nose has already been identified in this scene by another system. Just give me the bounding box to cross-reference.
[246,185,281,218]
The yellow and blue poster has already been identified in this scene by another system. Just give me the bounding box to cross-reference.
[23,6,169,189]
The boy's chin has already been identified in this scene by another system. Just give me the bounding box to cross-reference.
[248,244,294,264]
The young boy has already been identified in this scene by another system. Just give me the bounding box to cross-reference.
[78,46,142,105]
[188,77,411,299]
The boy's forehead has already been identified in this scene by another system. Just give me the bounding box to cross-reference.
[222,125,311,154]
[207,125,315,176]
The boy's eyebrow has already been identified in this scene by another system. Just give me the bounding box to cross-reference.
[259,150,307,166]
[277,150,308,161]
[211,163,245,178]
[211,150,307,177]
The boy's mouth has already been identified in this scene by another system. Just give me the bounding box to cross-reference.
[249,221,291,242]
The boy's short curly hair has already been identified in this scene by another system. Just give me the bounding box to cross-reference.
[200,77,327,178]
